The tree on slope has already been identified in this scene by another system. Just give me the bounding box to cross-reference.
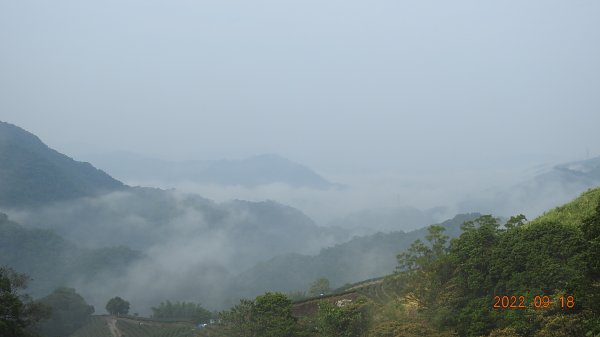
[0,266,49,337]
[309,278,331,297]
[36,287,94,337]
[219,292,299,337]
[106,296,130,316]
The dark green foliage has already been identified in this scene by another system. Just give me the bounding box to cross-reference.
[151,301,212,324]
[387,194,600,337]
[486,327,523,337]
[218,299,255,336]
[533,313,588,337]
[450,215,592,336]
[0,121,125,208]
[503,215,527,230]
[0,213,141,299]
[397,224,449,272]
[394,225,452,311]
[490,221,587,294]
[369,320,455,337]
[316,297,370,337]
[452,215,501,296]
[0,267,49,337]
[582,201,600,275]
[218,292,299,337]
[580,200,600,314]
[253,293,299,337]
[35,287,94,337]
[106,297,130,316]
[234,213,481,298]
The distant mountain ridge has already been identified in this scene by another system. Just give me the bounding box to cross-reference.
[0,121,351,310]
[0,212,141,298]
[325,206,447,235]
[538,156,600,186]
[80,151,340,189]
[0,121,125,207]
[230,213,481,299]
[458,155,600,217]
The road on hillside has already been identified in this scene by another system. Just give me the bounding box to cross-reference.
[108,318,122,337]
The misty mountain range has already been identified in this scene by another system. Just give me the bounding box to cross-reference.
[79,151,341,189]
[2,120,600,313]
[229,213,481,299]
[0,121,125,207]
[0,121,352,310]
[0,212,141,298]
[325,206,448,235]
[458,155,600,217]
[535,156,600,187]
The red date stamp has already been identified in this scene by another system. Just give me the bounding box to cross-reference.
[492,295,575,309]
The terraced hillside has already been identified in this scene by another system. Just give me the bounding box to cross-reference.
[70,316,112,337]
[69,315,200,337]
[290,276,401,317]
[292,291,363,317]
[355,278,399,304]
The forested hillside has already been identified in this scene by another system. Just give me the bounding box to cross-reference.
[2,121,598,337]
[459,155,600,218]
[0,213,141,298]
[81,152,340,189]
[2,0,598,336]
[11,183,596,337]
[232,213,480,298]
[209,188,600,337]
[0,121,125,207]
[0,123,352,310]
[368,188,600,337]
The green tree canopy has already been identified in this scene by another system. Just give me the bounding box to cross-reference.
[309,277,331,297]
[105,296,130,316]
[0,266,49,337]
[35,287,94,337]
[394,225,451,311]
[219,292,298,337]
[390,209,600,337]
[317,297,370,337]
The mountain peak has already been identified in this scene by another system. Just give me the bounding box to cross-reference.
[0,121,126,208]
[82,152,340,189]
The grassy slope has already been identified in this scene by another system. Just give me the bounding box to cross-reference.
[117,319,197,337]
[529,187,600,227]
[70,316,112,337]
[69,316,199,337]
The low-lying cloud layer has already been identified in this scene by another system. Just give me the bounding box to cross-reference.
[5,156,599,314]
[5,188,345,313]
[124,166,534,226]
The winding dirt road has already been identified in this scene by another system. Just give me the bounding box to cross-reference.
[108,317,122,337]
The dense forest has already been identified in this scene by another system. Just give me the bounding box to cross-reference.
[0,213,141,298]
[232,213,481,298]
[204,188,600,337]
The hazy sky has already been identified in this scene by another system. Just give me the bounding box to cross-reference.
[2,0,599,174]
